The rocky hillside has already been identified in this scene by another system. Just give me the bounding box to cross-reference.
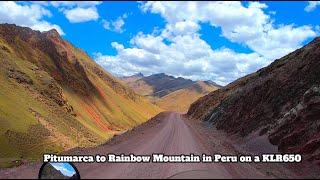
[187,37,320,165]
[0,24,161,167]
[121,73,220,112]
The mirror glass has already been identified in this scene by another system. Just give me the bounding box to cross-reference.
[38,162,80,179]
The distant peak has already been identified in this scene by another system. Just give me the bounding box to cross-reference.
[120,72,144,79]
[200,80,223,88]
[128,72,144,78]
[135,72,144,77]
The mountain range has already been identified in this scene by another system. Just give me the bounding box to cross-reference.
[120,73,221,112]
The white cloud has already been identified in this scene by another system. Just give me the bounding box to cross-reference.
[95,1,317,85]
[245,24,316,59]
[161,20,200,39]
[51,1,101,23]
[95,31,268,85]
[102,14,127,33]
[112,16,125,33]
[64,7,99,23]
[102,20,110,30]
[141,1,317,59]
[305,1,320,12]
[50,1,102,8]
[0,1,64,35]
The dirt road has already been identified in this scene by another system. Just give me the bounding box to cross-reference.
[0,112,297,179]
[73,112,268,179]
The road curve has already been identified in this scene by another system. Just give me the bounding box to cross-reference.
[0,112,268,179]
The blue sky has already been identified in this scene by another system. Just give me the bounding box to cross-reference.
[0,1,320,85]
[50,162,75,177]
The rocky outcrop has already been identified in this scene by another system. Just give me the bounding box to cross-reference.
[40,78,74,114]
[268,85,320,163]
[7,68,33,85]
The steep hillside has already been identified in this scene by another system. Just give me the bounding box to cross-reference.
[0,24,161,167]
[121,73,220,112]
[187,37,320,164]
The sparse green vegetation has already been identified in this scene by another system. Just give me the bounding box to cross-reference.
[0,24,162,168]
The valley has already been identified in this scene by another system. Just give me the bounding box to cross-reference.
[0,23,319,179]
